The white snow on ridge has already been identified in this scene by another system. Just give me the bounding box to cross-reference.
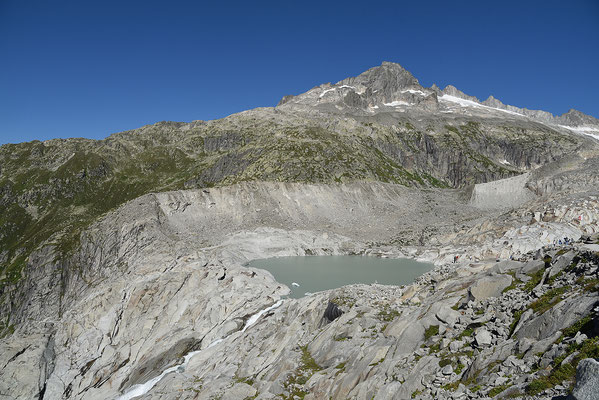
[319,88,336,98]
[319,85,356,98]
[559,125,599,141]
[383,100,410,107]
[401,89,429,96]
[440,94,524,117]
[439,94,480,108]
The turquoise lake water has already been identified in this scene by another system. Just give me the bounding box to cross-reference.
[247,255,434,298]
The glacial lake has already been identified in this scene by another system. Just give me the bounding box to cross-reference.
[247,255,434,298]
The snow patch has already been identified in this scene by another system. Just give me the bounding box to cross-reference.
[383,100,410,107]
[319,85,356,98]
[401,89,429,96]
[559,125,599,141]
[440,95,524,117]
[240,300,283,333]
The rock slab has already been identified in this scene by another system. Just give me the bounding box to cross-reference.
[573,358,599,400]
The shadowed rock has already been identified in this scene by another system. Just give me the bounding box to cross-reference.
[323,302,344,322]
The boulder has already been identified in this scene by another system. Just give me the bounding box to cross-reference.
[572,358,599,400]
[449,340,464,352]
[548,251,575,277]
[521,260,544,275]
[435,306,460,327]
[394,356,440,399]
[525,331,562,356]
[469,274,513,301]
[491,260,524,274]
[385,314,425,357]
[441,364,453,375]
[582,243,599,252]
[475,329,493,347]
[515,295,597,340]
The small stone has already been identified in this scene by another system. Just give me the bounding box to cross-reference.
[495,376,509,385]
[575,332,588,345]
[442,365,453,375]
[449,340,464,352]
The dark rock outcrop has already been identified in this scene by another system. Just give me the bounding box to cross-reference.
[323,301,343,322]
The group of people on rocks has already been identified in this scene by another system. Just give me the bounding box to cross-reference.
[553,237,574,246]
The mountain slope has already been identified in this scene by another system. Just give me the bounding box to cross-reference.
[1,61,598,342]
[1,62,599,400]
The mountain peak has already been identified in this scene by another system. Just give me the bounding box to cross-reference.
[275,63,599,130]
[277,61,433,112]
[559,109,599,127]
[442,85,480,103]
[341,61,420,91]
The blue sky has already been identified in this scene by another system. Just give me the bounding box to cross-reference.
[1,0,598,144]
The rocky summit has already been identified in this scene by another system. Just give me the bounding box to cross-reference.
[1,62,599,400]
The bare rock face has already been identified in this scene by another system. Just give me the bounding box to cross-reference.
[515,294,597,341]
[573,358,599,400]
[468,274,512,301]
[0,332,52,399]
[0,182,598,399]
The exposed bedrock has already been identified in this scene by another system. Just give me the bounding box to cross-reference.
[0,177,598,399]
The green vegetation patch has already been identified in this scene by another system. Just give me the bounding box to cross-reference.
[562,314,594,338]
[234,375,255,386]
[523,269,545,292]
[526,336,599,395]
[0,317,15,339]
[529,286,570,315]
[439,358,452,368]
[424,325,440,340]
[502,271,522,293]
[508,310,524,338]
[299,345,321,373]
[280,345,323,399]
[458,327,474,340]
[377,304,401,322]
[489,384,513,397]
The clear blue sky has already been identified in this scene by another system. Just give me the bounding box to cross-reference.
[1,0,598,144]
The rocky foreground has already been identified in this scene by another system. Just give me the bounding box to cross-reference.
[119,242,599,400]
[0,174,597,399]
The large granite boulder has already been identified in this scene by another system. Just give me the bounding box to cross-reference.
[572,358,599,400]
